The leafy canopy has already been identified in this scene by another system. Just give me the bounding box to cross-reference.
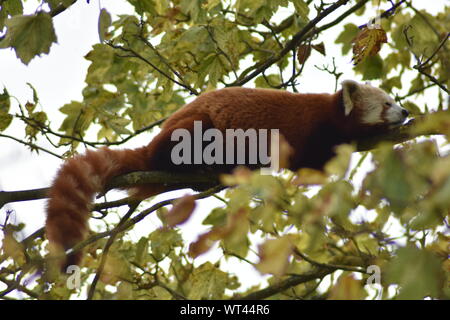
[0,0,449,300]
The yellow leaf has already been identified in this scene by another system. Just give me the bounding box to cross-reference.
[256,236,293,277]
[189,208,249,258]
[100,254,128,285]
[328,274,367,300]
[2,233,26,265]
[352,26,387,65]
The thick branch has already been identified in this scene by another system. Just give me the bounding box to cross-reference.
[0,171,220,209]
[87,201,140,300]
[356,115,445,151]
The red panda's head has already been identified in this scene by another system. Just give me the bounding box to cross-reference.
[340,80,409,135]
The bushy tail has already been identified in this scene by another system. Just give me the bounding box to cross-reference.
[45,146,149,270]
[45,112,214,270]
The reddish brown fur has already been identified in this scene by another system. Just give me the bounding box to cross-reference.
[46,86,391,269]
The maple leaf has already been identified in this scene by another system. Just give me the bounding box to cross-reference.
[352,26,387,65]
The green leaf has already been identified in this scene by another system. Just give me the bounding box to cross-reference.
[0,9,6,30]
[180,0,206,23]
[186,262,229,299]
[84,44,115,85]
[407,14,440,58]
[402,101,422,115]
[205,0,222,12]
[26,82,39,104]
[98,8,112,43]
[0,88,12,131]
[149,229,182,261]
[380,76,402,92]
[3,0,23,16]
[115,281,133,299]
[335,23,359,55]
[354,55,384,80]
[0,12,57,65]
[292,0,309,21]
[209,18,244,68]
[126,0,157,15]
[0,113,13,131]
[154,0,170,15]
[382,151,411,210]
[58,101,93,143]
[386,246,443,299]
[134,237,149,265]
[25,111,47,140]
[106,118,132,135]
[255,74,281,88]
[197,54,227,87]
[203,207,227,227]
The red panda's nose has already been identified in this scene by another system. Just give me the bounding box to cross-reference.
[402,109,409,117]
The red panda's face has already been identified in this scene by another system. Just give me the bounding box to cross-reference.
[342,80,409,129]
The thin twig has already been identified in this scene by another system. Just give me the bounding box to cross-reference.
[235,268,334,300]
[293,247,368,274]
[358,0,407,29]
[107,42,199,96]
[87,201,140,300]
[17,112,167,148]
[0,133,63,159]
[232,0,352,86]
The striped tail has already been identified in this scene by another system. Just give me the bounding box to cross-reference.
[45,146,148,270]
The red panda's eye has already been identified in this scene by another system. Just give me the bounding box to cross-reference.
[385,102,392,107]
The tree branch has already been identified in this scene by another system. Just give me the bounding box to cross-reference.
[107,42,199,96]
[402,22,450,94]
[232,0,354,87]
[57,185,226,267]
[0,1,78,42]
[235,267,335,300]
[17,112,166,148]
[0,171,221,209]
[0,276,39,299]
[87,201,140,300]
[0,133,63,159]
[358,0,407,29]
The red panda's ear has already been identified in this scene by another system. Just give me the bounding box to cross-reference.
[341,80,360,116]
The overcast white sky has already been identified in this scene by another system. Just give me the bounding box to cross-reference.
[0,0,447,291]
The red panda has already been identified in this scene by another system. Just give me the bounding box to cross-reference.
[45,80,409,269]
